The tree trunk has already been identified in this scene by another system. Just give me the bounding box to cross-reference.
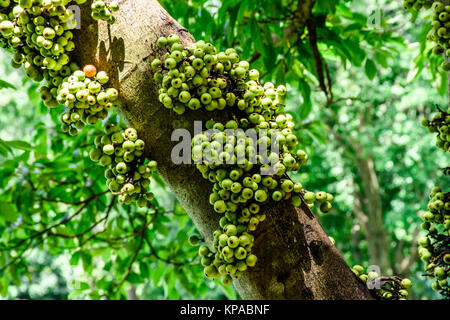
[73,0,373,300]
[353,147,391,274]
[330,125,392,274]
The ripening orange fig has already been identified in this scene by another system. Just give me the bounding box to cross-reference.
[83,64,97,78]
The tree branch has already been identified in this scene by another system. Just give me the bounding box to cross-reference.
[71,0,373,300]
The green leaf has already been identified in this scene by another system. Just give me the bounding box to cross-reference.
[155,221,169,237]
[364,59,377,80]
[316,0,337,13]
[0,141,11,157]
[250,17,264,54]
[219,282,237,300]
[10,267,21,286]
[298,79,312,120]
[0,201,19,222]
[139,261,150,278]
[152,263,166,286]
[0,80,15,90]
[126,273,142,284]
[4,140,33,151]
[78,282,90,290]
[55,225,71,236]
[375,51,389,68]
[0,276,9,297]
[438,72,447,96]
[341,37,366,67]
[167,271,178,299]
[80,251,93,272]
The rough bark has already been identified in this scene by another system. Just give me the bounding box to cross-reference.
[73,0,373,300]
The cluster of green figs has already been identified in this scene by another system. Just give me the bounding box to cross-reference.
[351,265,413,300]
[0,0,159,210]
[404,2,450,298]
[420,106,450,299]
[419,187,450,297]
[421,107,450,152]
[403,0,433,11]
[1,0,78,104]
[151,35,335,285]
[49,66,120,135]
[427,2,450,71]
[90,123,157,207]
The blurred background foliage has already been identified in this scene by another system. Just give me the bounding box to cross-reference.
[0,0,449,299]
